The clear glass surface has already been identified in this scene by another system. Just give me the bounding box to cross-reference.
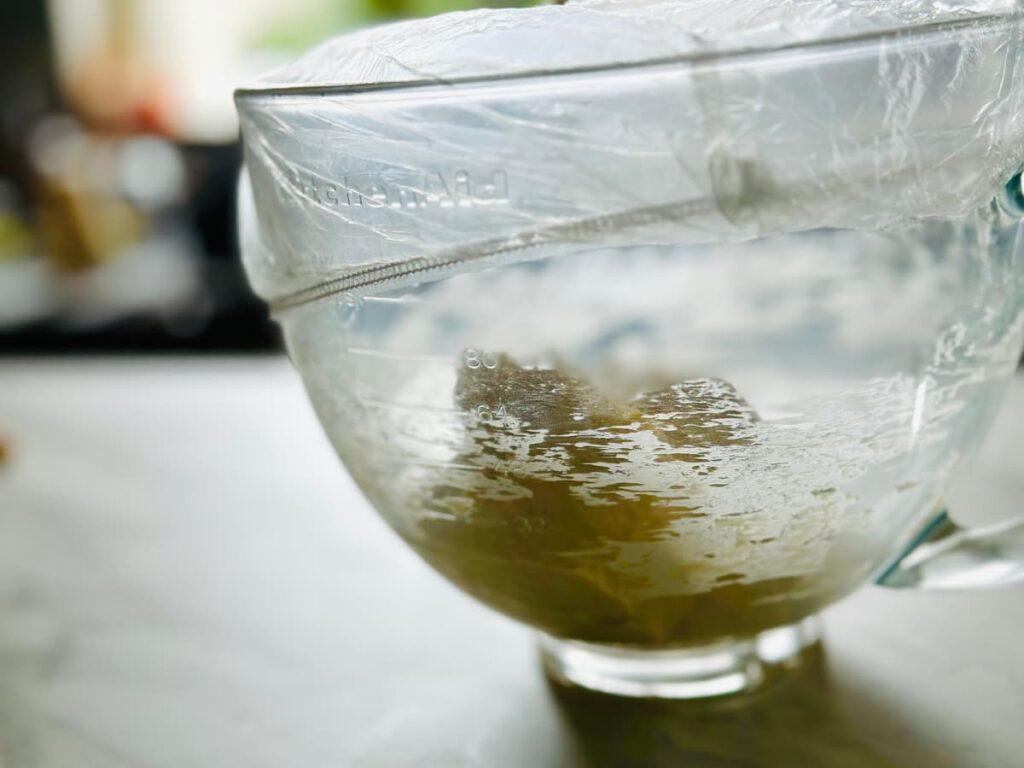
[236,6,1024,696]
[275,206,1024,683]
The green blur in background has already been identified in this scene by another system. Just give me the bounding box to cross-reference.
[260,0,539,52]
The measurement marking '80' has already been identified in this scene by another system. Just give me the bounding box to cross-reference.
[464,348,498,370]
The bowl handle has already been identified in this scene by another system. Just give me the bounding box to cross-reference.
[877,510,1024,589]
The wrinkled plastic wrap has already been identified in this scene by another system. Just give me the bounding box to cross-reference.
[236,0,1024,307]
[255,0,1021,89]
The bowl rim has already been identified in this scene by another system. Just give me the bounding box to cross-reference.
[235,10,1021,102]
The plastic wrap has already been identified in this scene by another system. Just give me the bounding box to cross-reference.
[236,0,1024,307]
[254,0,1020,90]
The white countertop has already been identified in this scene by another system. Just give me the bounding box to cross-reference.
[0,358,1022,768]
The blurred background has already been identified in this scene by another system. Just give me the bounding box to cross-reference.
[0,0,532,354]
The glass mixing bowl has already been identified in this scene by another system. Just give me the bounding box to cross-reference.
[236,5,1024,698]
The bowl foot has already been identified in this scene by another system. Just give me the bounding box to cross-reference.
[539,616,821,700]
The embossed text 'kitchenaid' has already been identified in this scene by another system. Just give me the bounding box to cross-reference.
[280,167,510,210]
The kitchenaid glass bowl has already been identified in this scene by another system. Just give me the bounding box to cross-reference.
[236,1,1024,698]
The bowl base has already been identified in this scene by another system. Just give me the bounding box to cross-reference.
[539,616,821,700]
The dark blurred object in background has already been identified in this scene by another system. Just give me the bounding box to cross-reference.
[0,0,278,353]
[0,0,536,355]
